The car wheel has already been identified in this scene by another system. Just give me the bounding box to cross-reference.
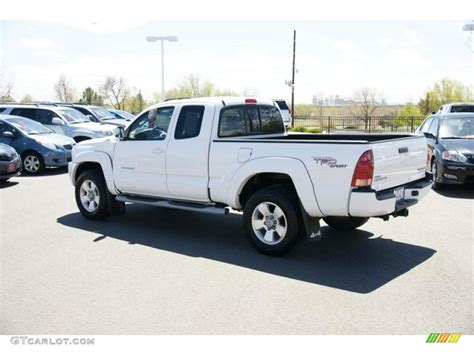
[323,216,369,231]
[22,152,44,175]
[431,160,443,190]
[75,169,108,220]
[243,187,300,256]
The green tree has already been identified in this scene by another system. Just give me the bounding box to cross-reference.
[394,102,423,128]
[80,87,103,105]
[418,78,473,114]
[160,74,236,100]
[124,90,147,114]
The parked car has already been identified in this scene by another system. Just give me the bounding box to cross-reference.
[107,108,135,121]
[69,97,431,256]
[59,104,128,127]
[437,102,474,114]
[0,104,117,142]
[274,99,292,127]
[416,113,474,189]
[0,115,76,174]
[0,143,22,180]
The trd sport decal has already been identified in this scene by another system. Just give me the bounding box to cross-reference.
[312,157,347,168]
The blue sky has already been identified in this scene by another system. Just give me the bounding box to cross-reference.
[0,20,472,104]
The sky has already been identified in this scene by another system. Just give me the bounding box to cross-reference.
[0,20,472,104]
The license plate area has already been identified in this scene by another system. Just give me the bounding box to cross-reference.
[6,163,16,173]
[394,186,405,201]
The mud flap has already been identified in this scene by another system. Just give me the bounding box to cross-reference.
[106,192,126,216]
[299,202,322,242]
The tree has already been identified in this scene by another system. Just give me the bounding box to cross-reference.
[350,87,384,129]
[80,87,103,105]
[162,74,236,100]
[20,94,34,103]
[0,71,14,103]
[54,74,76,102]
[101,76,129,110]
[418,78,473,114]
[394,102,423,128]
[124,90,147,114]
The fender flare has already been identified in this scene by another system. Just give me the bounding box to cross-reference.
[226,157,323,217]
[72,151,116,194]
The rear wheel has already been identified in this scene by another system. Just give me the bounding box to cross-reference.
[243,187,300,256]
[75,169,108,220]
[323,216,369,231]
[22,152,44,175]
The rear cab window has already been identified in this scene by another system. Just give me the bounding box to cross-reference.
[275,100,289,111]
[218,105,284,138]
[174,105,205,139]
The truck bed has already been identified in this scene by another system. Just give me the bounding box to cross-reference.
[261,133,418,143]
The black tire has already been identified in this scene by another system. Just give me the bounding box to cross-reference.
[22,151,44,175]
[243,186,301,256]
[431,160,443,190]
[323,216,369,231]
[75,169,109,220]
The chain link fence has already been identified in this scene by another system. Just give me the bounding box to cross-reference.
[293,116,426,133]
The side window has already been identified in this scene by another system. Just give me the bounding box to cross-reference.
[427,118,439,136]
[418,118,433,133]
[218,106,247,137]
[127,106,174,141]
[0,108,5,113]
[0,122,18,136]
[259,106,284,133]
[10,108,36,120]
[36,109,58,125]
[174,105,205,139]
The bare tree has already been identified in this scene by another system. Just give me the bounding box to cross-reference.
[101,76,130,110]
[54,74,76,102]
[0,71,14,103]
[350,87,384,129]
[312,92,325,116]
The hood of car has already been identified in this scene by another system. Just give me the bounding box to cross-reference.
[0,143,17,155]
[71,121,116,132]
[100,118,128,127]
[441,139,474,154]
[33,133,76,146]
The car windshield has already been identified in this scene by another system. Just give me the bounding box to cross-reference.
[113,110,135,120]
[439,118,474,138]
[90,107,115,120]
[57,108,90,123]
[6,117,52,135]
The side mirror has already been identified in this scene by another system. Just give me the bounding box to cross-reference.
[114,126,125,139]
[423,132,437,140]
[1,131,14,138]
[86,115,97,122]
[51,117,64,126]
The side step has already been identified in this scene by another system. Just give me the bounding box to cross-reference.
[116,195,228,215]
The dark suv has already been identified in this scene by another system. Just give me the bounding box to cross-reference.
[416,113,474,188]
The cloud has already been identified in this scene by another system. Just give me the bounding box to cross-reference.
[20,37,56,49]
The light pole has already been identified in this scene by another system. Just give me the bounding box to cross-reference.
[146,35,178,101]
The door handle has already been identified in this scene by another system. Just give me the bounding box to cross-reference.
[152,148,164,154]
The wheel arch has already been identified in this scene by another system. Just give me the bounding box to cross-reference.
[72,151,116,194]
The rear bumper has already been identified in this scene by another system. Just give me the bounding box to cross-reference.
[348,175,432,217]
[436,161,474,185]
[0,157,22,180]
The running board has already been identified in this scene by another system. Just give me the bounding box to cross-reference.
[116,195,228,215]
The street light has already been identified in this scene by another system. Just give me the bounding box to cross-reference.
[146,35,179,101]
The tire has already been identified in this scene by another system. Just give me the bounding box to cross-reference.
[243,187,300,256]
[75,169,109,220]
[323,216,369,231]
[431,160,443,190]
[22,151,44,175]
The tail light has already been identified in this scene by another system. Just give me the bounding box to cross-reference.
[245,98,257,104]
[351,150,374,187]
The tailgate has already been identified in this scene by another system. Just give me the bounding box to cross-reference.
[371,136,427,191]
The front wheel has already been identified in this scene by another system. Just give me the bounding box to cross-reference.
[75,170,108,220]
[22,152,44,175]
[323,216,369,231]
[431,160,443,190]
[243,187,301,256]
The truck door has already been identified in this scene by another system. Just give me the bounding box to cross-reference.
[166,104,214,202]
[113,106,175,197]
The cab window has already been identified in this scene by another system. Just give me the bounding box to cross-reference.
[127,106,174,141]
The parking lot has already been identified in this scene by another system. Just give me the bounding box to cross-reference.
[0,169,472,335]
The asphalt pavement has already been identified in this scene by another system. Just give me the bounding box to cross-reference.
[1,169,472,334]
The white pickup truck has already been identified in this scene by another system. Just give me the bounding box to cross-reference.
[69,97,432,256]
